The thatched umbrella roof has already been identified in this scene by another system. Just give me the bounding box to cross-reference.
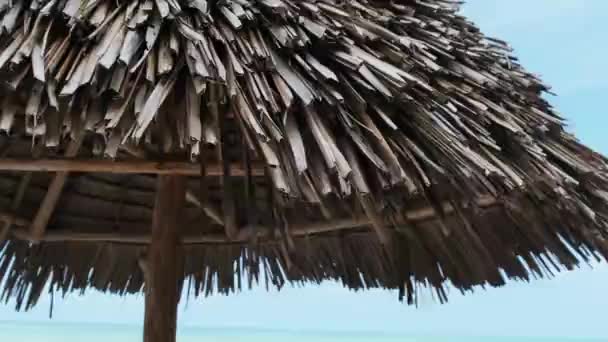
[0,0,607,339]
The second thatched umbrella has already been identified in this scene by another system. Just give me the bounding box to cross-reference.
[0,0,607,341]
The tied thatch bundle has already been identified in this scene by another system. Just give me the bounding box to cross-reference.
[0,0,608,310]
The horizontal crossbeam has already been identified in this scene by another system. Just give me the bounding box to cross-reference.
[1,196,498,244]
[0,158,266,176]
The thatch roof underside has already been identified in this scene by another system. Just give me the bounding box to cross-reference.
[1,0,608,310]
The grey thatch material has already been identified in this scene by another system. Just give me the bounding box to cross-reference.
[0,0,607,315]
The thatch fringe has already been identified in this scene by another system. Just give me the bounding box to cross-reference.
[1,188,608,309]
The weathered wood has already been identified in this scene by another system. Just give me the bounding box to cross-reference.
[143,175,186,342]
[0,145,43,243]
[29,138,83,241]
[0,158,265,176]
[120,144,225,226]
[6,195,498,244]
[0,173,33,243]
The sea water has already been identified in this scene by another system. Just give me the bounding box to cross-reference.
[0,321,603,341]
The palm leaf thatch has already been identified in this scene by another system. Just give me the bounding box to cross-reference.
[0,0,607,313]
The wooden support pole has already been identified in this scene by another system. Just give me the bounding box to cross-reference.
[0,158,265,176]
[143,175,186,342]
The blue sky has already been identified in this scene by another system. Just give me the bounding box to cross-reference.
[2,0,608,339]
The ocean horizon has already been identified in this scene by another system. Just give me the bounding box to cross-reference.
[0,321,604,342]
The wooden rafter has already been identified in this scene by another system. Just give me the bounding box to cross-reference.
[28,137,84,241]
[0,173,33,243]
[0,158,265,176]
[0,145,43,243]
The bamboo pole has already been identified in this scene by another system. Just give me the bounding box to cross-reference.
[0,158,265,176]
[143,175,186,342]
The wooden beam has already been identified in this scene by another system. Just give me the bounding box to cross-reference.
[10,219,387,244]
[29,138,83,241]
[0,212,29,227]
[144,175,186,342]
[118,145,225,226]
[185,191,224,226]
[6,195,499,244]
[0,158,265,176]
[0,173,33,243]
